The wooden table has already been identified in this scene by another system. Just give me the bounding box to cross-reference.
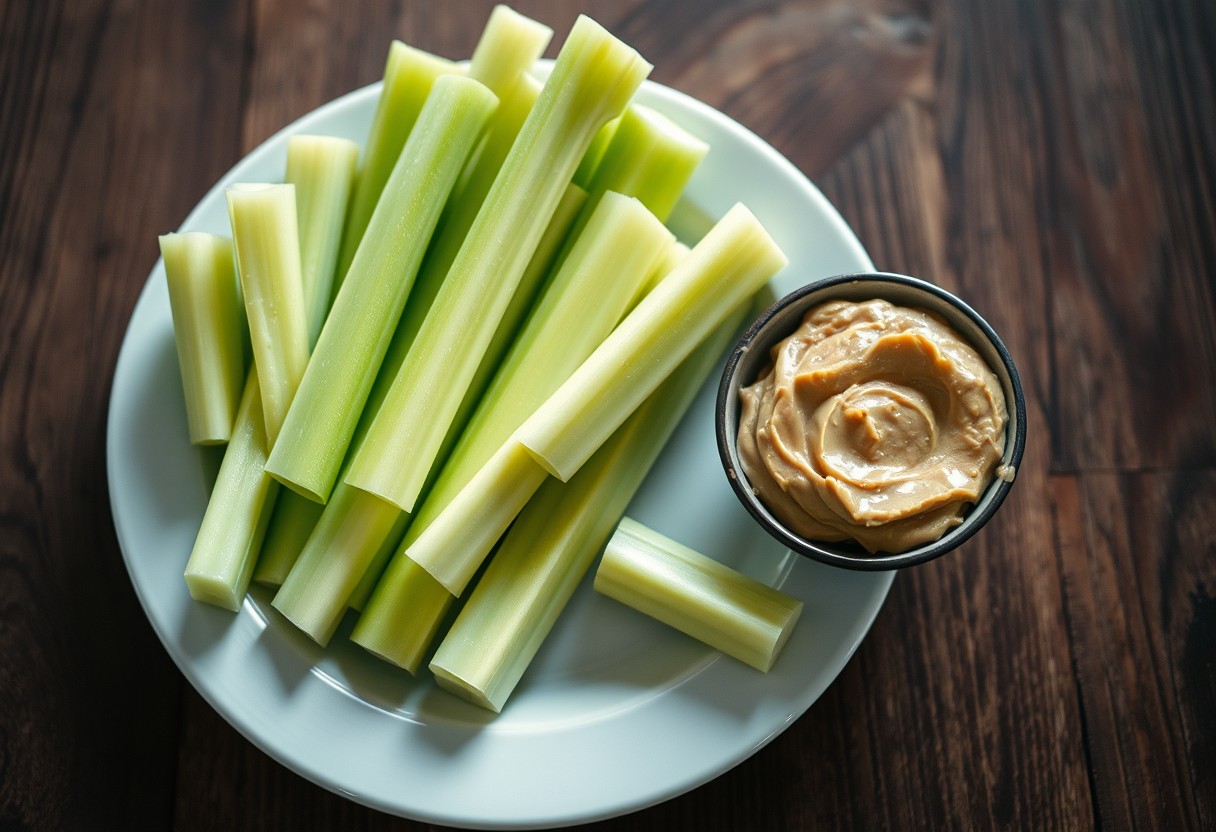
[3,1,1213,828]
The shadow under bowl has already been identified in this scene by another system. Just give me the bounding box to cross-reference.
[715,272,1027,571]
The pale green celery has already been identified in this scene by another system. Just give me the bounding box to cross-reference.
[252,492,323,588]
[343,182,587,614]
[582,103,708,224]
[405,192,675,593]
[265,76,498,504]
[346,16,652,513]
[594,518,803,672]
[159,232,245,445]
[285,135,359,346]
[518,203,787,481]
[255,184,585,619]
[226,184,310,447]
[334,43,458,290]
[272,487,401,644]
[466,6,552,93]
[185,371,280,610]
[352,558,453,673]
[572,115,620,188]
[640,241,689,300]
[429,307,748,711]
[399,75,544,350]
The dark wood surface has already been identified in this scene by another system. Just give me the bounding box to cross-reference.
[2,0,1213,828]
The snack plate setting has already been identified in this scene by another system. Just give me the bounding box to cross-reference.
[108,66,894,829]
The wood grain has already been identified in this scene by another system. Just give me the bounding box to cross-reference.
[2,0,1213,829]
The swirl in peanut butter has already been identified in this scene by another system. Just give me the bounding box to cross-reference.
[737,298,1007,554]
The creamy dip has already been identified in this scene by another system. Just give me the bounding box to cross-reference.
[737,298,1008,554]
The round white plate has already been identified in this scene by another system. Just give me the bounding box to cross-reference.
[108,66,893,829]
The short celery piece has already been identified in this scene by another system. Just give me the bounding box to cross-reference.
[346,16,653,513]
[580,103,708,227]
[572,115,620,188]
[334,43,457,289]
[252,491,323,588]
[405,192,675,593]
[184,371,280,610]
[285,135,359,346]
[428,307,748,711]
[518,203,788,481]
[226,184,310,447]
[265,75,498,504]
[594,518,804,672]
[159,232,245,445]
[353,557,453,673]
[272,486,401,644]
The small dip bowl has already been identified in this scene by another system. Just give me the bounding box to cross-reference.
[715,272,1027,571]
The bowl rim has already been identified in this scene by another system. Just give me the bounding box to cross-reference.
[715,271,1027,571]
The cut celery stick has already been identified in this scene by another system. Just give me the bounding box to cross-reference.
[428,307,748,711]
[184,371,280,610]
[585,104,708,224]
[159,232,245,445]
[346,16,653,513]
[398,74,544,351]
[405,192,674,592]
[353,557,453,673]
[264,76,498,504]
[572,115,620,188]
[226,184,310,447]
[252,491,323,588]
[334,43,458,290]
[341,182,588,616]
[272,486,401,644]
[595,517,803,672]
[285,135,359,346]
[467,6,552,93]
[518,203,787,481]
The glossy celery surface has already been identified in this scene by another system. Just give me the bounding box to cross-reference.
[346,16,653,513]
[226,184,310,447]
[285,135,359,346]
[595,518,804,672]
[428,308,748,711]
[517,203,787,481]
[184,371,280,610]
[571,115,620,188]
[159,232,245,445]
[404,192,674,593]
[264,76,498,504]
[333,43,457,288]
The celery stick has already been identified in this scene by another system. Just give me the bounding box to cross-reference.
[346,16,653,513]
[467,6,552,93]
[343,182,588,615]
[595,518,803,672]
[398,75,544,350]
[285,135,359,346]
[252,491,323,588]
[159,232,245,445]
[405,192,674,592]
[334,43,458,290]
[184,371,280,610]
[265,76,498,504]
[518,203,787,481]
[429,307,747,711]
[354,558,453,673]
[585,104,708,224]
[226,184,310,447]
[572,115,620,188]
[272,487,400,644]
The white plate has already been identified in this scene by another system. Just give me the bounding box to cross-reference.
[108,66,893,829]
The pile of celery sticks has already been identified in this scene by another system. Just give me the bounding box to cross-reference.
[159,7,795,713]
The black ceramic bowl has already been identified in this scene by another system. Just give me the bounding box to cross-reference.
[716,272,1027,571]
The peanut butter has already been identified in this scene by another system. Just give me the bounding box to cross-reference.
[737,298,1007,554]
